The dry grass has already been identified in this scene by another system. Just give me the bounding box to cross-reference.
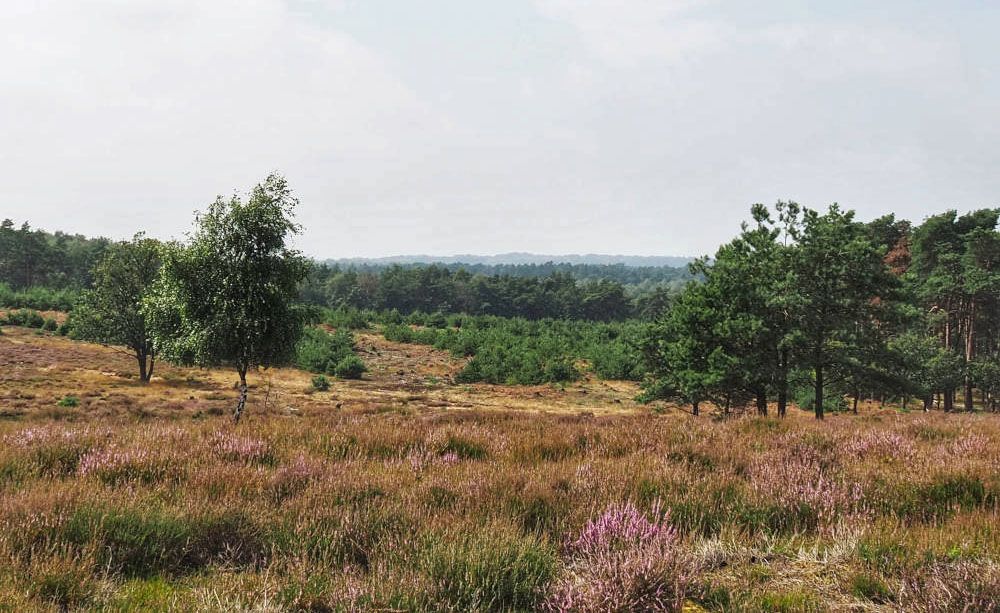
[1,326,999,611]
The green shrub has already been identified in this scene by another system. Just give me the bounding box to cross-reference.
[426,311,448,329]
[0,283,79,311]
[323,307,372,330]
[334,355,367,379]
[857,537,910,574]
[5,308,46,328]
[57,396,79,408]
[885,475,991,522]
[387,314,643,384]
[43,318,58,332]
[382,323,414,343]
[32,442,90,476]
[295,326,359,375]
[57,321,71,336]
[406,311,428,326]
[311,374,331,391]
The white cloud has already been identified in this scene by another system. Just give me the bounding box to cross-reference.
[0,2,996,257]
[1,0,442,239]
[535,0,724,68]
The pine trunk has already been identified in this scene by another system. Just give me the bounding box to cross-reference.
[756,387,768,417]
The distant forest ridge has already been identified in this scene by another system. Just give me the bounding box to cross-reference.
[326,253,694,268]
[0,219,689,320]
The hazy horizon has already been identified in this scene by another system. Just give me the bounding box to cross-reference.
[4,1,998,258]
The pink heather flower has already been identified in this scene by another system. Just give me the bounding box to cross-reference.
[270,454,323,499]
[4,425,109,447]
[407,448,434,476]
[845,430,915,461]
[749,454,865,528]
[76,445,172,484]
[545,501,696,612]
[948,433,990,457]
[210,432,273,464]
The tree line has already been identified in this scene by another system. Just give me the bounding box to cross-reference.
[641,203,1000,418]
[321,260,692,285]
[4,180,999,421]
[1,222,681,322]
[301,264,676,321]
[0,219,109,289]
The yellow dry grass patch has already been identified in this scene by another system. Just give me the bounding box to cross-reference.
[0,326,646,421]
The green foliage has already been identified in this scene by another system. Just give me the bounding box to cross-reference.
[323,306,372,330]
[0,283,80,311]
[752,590,824,612]
[144,174,310,415]
[71,234,161,381]
[4,308,46,328]
[642,201,911,419]
[792,377,848,414]
[311,374,330,391]
[0,219,109,290]
[440,435,488,460]
[334,355,367,379]
[42,317,58,331]
[31,562,96,610]
[385,314,643,384]
[57,396,79,408]
[304,260,687,321]
[296,326,363,376]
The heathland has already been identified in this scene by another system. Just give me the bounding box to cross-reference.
[2,180,1000,611]
[1,321,999,611]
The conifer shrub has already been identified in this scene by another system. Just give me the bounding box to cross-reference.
[334,355,366,379]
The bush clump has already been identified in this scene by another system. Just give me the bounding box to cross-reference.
[334,355,366,379]
[311,374,331,391]
[4,309,46,328]
[295,326,366,378]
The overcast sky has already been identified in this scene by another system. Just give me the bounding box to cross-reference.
[3,1,998,258]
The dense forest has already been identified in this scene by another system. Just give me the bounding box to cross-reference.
[3,196,1000,419]
[0,219,680,321]
[301,264,679,321]
[0,219,109,289]
[321,260,693,284]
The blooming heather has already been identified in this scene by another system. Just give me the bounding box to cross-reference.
[545,501,696,612]
[210,432,273,464]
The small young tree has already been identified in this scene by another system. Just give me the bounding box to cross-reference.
[640,278,727,416]
[72,234,161,382]
[145,174,309,422]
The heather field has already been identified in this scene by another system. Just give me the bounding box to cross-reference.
[2,327,1000,611]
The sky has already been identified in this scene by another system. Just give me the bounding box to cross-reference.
[2,1,999,259]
